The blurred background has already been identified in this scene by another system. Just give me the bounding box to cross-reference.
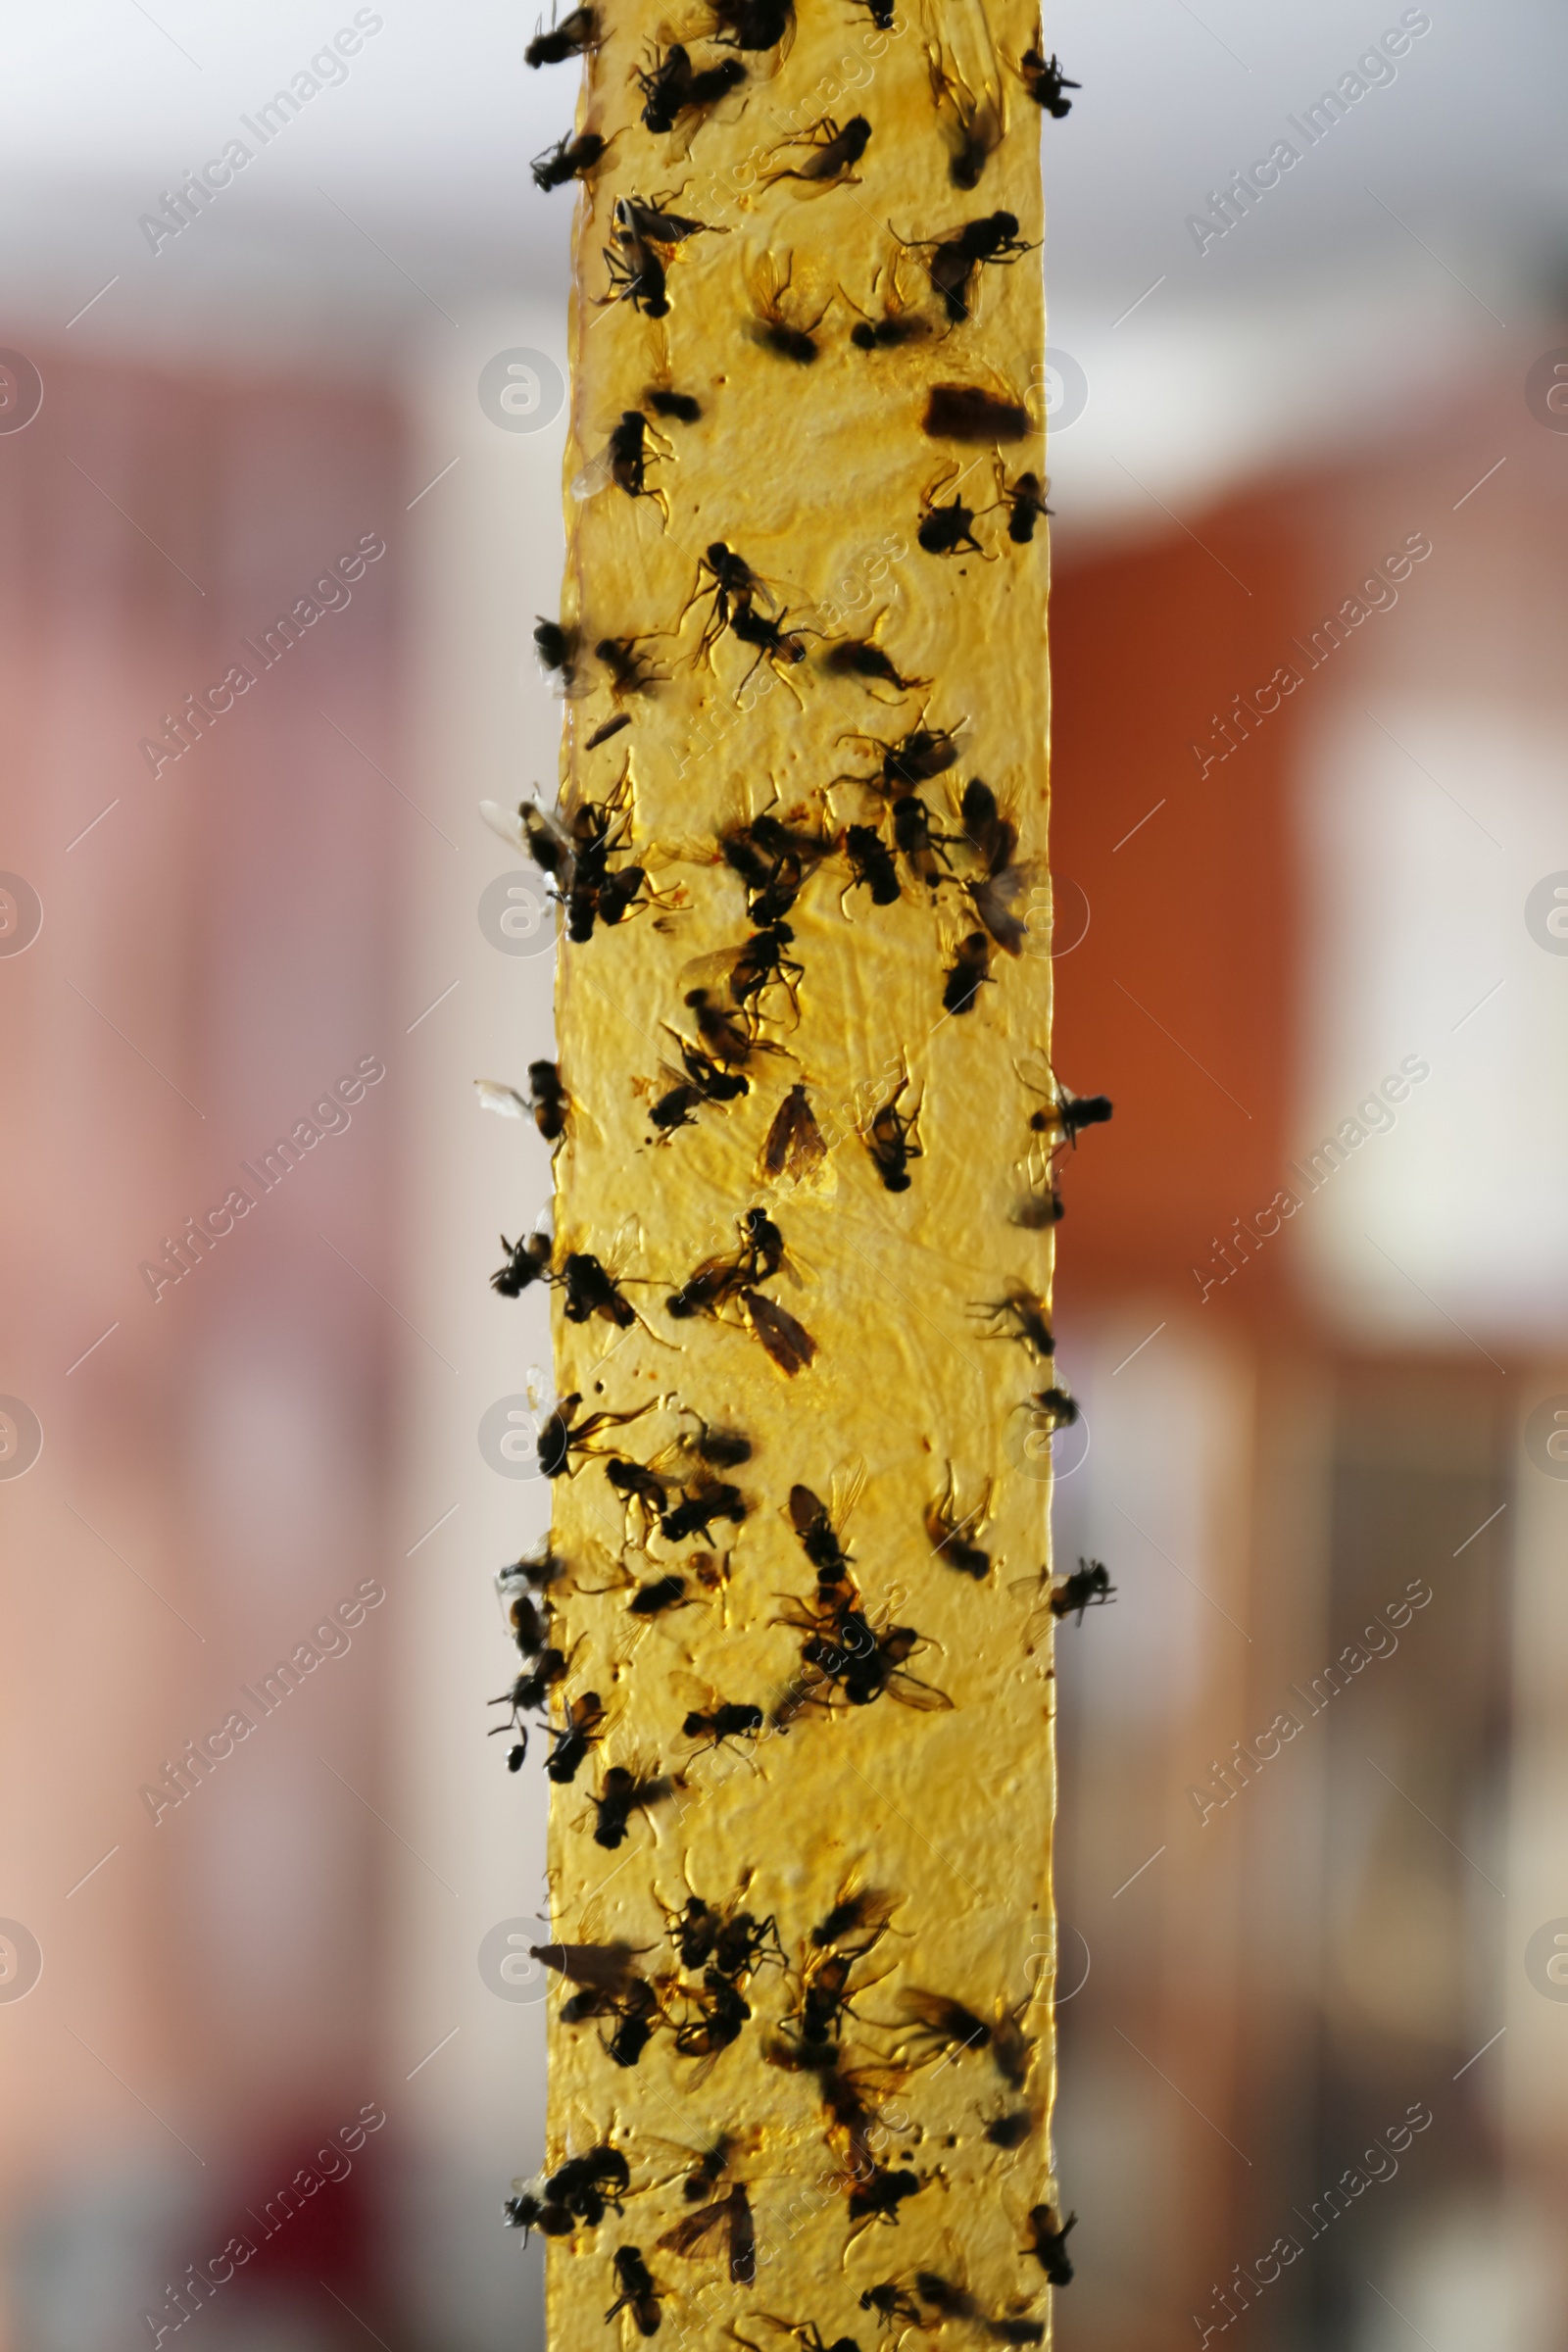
[1,2,1565,2347]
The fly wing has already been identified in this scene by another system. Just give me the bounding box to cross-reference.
[969,858,1049,956]
[475,1078,532,1120]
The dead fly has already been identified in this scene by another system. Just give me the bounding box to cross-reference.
[636,42,747,136]
[651,2127,760,2203]
[786,1470,861,1582]
[681,1697,764,1753]
[896,1992,1031,2087]
[548,1690,610,1782]
[667,1213,785,1326]
[591,1761,673,1849]
[604,1455,669,1537]
[743,1291,817,1377]
[834,719,960,798]
[911,2272,1042,2343]
[1015,39,1079,117]
[561,1250,639,1330]
[532,128,613,189]
[982,2109,1034,2150]
[848,0,894,24]
[846,257,931,353]
[573,410,673,520]
[662,1886,776,1977]
[684,972,760,1060]
[764,114,872,190]
[860,2282,922,2328]
[843,823,902,907]
[658,2182,756,2282]
[601,226,670,318]
[533,1937,649,2001]
[472,1061,568,1142]
[760,1083,828,1186]
[746,2324,861,2352]
[1050,1558,1114,1623]
[501,1583,550,1661]
[1017,1058,1114,1153]
[627,1573,691,1619]
[498,1539,569,1602]
[673,1971,752,2075]
[492,1230,553,1298]
[746,251,833,363]
[718,808,833,923]
[917,464,989,559]
[649,1033,751,1140]
[849,2170,922,2232]
[1020,1383,1079,1438]
[897,211,1036,325]
[596,635,668,704]
[710,0,793,48]
[923,1465,991,1579]
[925,42,1004,190]
[922,383,1031,443]
[1021,2204,1076,2283]
[810,1881,899,1954]
[682,921,805,1027]
[685,540,775,662]
[490,1645,570,1759]
[534,615,582,688]
[763,2038,906,2175]
[942,930,993,1015]
[823,637,927,696]
[525,4,597,66]
[974,1282,1054,1362]
[997,466,1050,542]
[661,1477,749,1544]
[678,1414,754,1470]
[790,1947,878,2044]
[643,393,700,439]
[863,1066,921,1191]
[892,792,956,890]
[538,1391,657,1479]
[548,2145,633,2225]
[606,2245,664,2335]
[517,777,647,943]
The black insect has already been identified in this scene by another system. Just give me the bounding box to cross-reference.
[1017,45,1079,117]
[731,600,811,689]
[747,253,831,363]
[810,1885,896,1952]
[1022,2203,1076,2283]
[848,2169,921,2228]
[562,1251,638,1329]
[923,383,1031,443]
[943,931,993,1014]
[899,1992,1030,2087]
[636,42,746,135]
[525,5,597,66]
[765,114,872,187]
[710,0,792,47]
[547,1691,609,1783]
[686,1417,753,1469]
[825,639,926,694]
[917,466,987,558]
[661,1480,748,1544]
[983,2110,1033,2149]
[683,1699,764,1752]
[892,792,956,889]
[860,2283,922,2328]
[606,1980,663,2068]
[1050,1558,1114,1623]
[1022,1384,1079,1436]
[500,1540,568,1598]
[1030,1082,1113,1147]
[534,617,580,685]
[913,2275,1042,2343]
[667,1207,782,1318]
[975,1283,1054,1361]
[787,1482,856,1580]
[760,1083,828,1185]
[584,411,667,510]
[902,211,1037,324]
[1000,468,1051,542]
[849,0,894,24]
[489,1646,569,1754]
[743,1290,818,1376]
[532,129,611,189]
[701,921,806,1019]
[528,1058,569,1140]
[607,2245,663,2335]
[865,1068,921,1191]
[548,2144,632,2227]
[767,2326,861,2352]
[537,1391,656,1479]
[629,1573,689,1618]
[592,1763,671,1849]
[673,1968,752,2061]
[795,1949,867,2043]
[605,1456,669,1526]
[602,228,670,318]
[718,808,832,923]
[648,388,702,423]
[491,1231,553,1298]
[923,1469,990,1579]
[657,2182,756,2282]
[927,47,1004,190]
[616,193,717,247]
[850,306,929,351]
[505,2191,575,2241]
[521,785,647,943]
[836,721,960,796]
[842,823,901,906]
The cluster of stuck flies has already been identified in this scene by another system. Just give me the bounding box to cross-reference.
[506,1,1086,2330]
[504,1873,1078,2330]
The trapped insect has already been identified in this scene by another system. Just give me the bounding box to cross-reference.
[710,0,794,49]
[532,129,612,189]
[1050,1558,1114,1622]
[917,464,990,559]
[1015,40,1079,116]
[492,1230,553,1298]
[636,43,747,136]
[843,822,901,907]
[864,1066,921,1191]
[538,1391,657,1479]
[591,1762,674,1849]
[760,1083,828,1185]
[1022,2203,1076,2283]
[764,114,872,190]
[925,41,1004,190]
[561,1250,640,1330]
[606,2244,664,2335]
[942,930,993,1014]
[718,807,833,922]
[846,256,932,352]
[547,1691,610,1782]
[657,2181,756,2282]
[534,616,581,687]
[572,411,673,520]
[997,466,1050,541]
[746,251,833,363]
[973,1282,1054,1361]
[824,637,927,695]
[923,1465,991,1579]
[525,4,597,66]
[898,211,1036,325]
[834,719,961,797]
